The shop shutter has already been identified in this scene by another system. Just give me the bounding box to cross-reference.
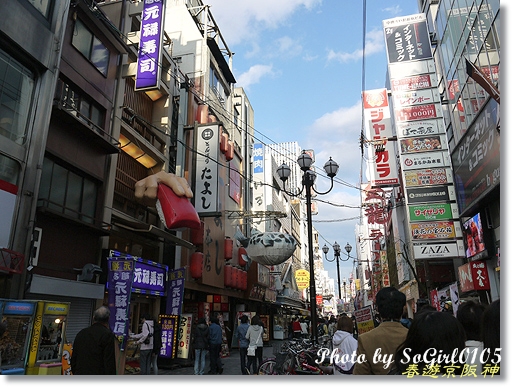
[28,295,94,343]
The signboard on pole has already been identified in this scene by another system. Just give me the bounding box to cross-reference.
[353,305,375,335]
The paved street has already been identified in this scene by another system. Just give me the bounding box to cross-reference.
[158,342,277,376]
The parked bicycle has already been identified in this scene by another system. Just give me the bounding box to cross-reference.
[258,339,332,375]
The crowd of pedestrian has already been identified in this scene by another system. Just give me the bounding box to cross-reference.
[64,288,499,377]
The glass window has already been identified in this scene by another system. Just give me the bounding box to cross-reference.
[26,0,51,18]
[65,173,82,219]
[72,20,92,58]
[48,163,67,211]
[0,49,34,144]
[39,158,98,224]
[59,79,105,131]
[82,179,97,223]
[91,37,109,75]
[72,19,110,76]
[0,153,20,185]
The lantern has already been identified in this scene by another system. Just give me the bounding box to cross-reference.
[196,104,208,124]
[234,228,297,266]
[190,252,203,279]
[224,237,233,260]
[224,265,233,287]
[226,140,234,161]
[240,270,247,290]
[190,221,204,245]
[220,131,229,153]
[234,268,240,289]
[238,247,248,267]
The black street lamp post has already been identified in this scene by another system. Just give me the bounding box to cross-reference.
[277,151,339,344]
[322,241,347,301]
[344,243,352,307]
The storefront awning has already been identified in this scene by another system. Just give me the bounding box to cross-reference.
[113,222,195,250]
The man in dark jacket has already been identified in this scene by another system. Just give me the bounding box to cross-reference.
[208,316,223,374]
[353,287,408,375]
[70,305,117,375]
[193,317,210,375]
[236,315,250,374]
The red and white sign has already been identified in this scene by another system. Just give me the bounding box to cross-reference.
[400,151,452,171]
[0,179,18,248]
[395,103,442,122]
[363,88,399,187]
[458,261,490,292]
[391,74,436,92]
[392,88,439,107]
[430,289,440,311]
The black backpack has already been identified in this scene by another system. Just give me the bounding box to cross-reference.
[152,323,162,355]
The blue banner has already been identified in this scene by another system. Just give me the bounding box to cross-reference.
[166,268,185,315]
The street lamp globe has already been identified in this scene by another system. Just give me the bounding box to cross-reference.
[323,157,339,178]
[345,242,352,255]
[322,244,329,256]
[333,241,341,256]
[297,152,313,171]
[277,163,291,182]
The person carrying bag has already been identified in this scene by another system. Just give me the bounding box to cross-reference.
[245,315,264,375]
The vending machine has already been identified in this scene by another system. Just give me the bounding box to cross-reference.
[0,299,37,375]
[25,300,70,375]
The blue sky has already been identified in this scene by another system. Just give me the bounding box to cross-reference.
[206,0,423,289]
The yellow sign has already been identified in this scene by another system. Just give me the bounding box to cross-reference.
[295,269,310,290]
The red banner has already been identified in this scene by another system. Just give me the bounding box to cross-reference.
[458,261,490,292]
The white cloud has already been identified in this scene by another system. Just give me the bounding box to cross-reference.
[276,36,303,57]
[303,102,363,193]
[205,0,322,46]
[382,5,402,16]
[235,64,275,89]
[326,28,385,63]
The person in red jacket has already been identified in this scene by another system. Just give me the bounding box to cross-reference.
[292,317,302,339]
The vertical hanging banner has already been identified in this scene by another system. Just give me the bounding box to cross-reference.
[253,143,264,174]
[135,0,164,91]
[195,124,220,214]
[159,315,179,359]
[177,313,193,359]
[107,257,135,350]
[166,268,186,315]
[362,88,400,187]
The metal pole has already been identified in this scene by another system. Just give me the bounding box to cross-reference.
[305,177,318,345]
[336,255,341,301]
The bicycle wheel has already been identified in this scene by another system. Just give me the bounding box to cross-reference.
[281,356,294,375]
[259,359,278,375]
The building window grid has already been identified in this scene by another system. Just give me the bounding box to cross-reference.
[58,80,105,133]
[72,18,110,76]
[38,158,98,225]
[437,0,499,145]
[0,49,35,145]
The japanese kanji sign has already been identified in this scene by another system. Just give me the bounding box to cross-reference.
[362,88,399,187]
[253,143,264,174]
[166,268,185,315]
[194,124,220,214]
[107,256,135,350]
[458,261,490,292]
[383,13,432,63]
[135,0,164,91]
